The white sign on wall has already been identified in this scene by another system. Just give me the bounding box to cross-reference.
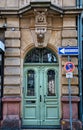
[0,41,5,52]
[66,72,73,78]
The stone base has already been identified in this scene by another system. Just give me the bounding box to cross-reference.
[61,119,82,130]
[61,96,80,119]
[1,118,21,129]
[1,96,21,128]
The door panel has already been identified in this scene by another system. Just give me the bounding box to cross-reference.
[23,67,40,125]
[42,67,59,125]
[22,65,60,126]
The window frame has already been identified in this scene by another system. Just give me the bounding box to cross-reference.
[24,48,58,63]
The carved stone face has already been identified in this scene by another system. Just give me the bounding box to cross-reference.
[37,33,44,43]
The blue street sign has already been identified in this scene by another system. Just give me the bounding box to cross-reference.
[58,46,79,55]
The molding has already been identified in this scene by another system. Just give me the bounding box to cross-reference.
[2,96,21,102]
[61,96,80,102]
[0,2,82,16]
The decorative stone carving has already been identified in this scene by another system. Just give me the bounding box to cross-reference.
[34,9,50,48]
[20,0,30,7]
[52,0,60,5]
[20,0,61,7]
[35,9,47,25]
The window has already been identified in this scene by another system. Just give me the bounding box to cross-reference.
[27,70,35,96]
[24,48,57,63]
[47,70,56,96]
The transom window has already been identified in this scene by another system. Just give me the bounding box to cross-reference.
[24,48,57,63]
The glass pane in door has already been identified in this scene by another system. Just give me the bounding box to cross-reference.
[47,70,55,96]
[27,70,35,96]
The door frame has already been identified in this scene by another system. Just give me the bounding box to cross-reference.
[21,46,61,128]
[22,63,61,128]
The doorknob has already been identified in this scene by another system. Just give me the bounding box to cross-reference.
[40,95,42,102]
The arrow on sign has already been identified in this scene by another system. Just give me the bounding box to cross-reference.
[60,48,65,54]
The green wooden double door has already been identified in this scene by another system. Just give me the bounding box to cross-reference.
[22,65,60,126]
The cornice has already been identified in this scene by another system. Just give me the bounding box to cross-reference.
[0,1,83,16]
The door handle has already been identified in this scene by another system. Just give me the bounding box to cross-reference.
[40,95,42,102]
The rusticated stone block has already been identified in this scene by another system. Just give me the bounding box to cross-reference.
[4,67,20,75]
[5,31,20,38]
[4,86,20,95]
[62,30,77,38]
[62,57,78,66]
[5,39,20,48]
[4,58,20,66]
[62,77,78,85]
[4,76,20,85]
[7,18,19,28]
[5,48,20,57]
[62,39,77,46]
[63,17,76,27]
[63,0,76,7]
[62,86,79,95]
[61,96,80,119]
[2,96,21,118]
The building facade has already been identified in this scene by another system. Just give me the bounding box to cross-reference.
[0,0,83,129]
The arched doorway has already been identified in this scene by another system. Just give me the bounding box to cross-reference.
[22,47,60,127]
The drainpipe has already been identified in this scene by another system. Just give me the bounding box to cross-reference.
[80,0,82,8]
[76,0,82,8]
[76,0,79,8]
[78,13,83,122]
